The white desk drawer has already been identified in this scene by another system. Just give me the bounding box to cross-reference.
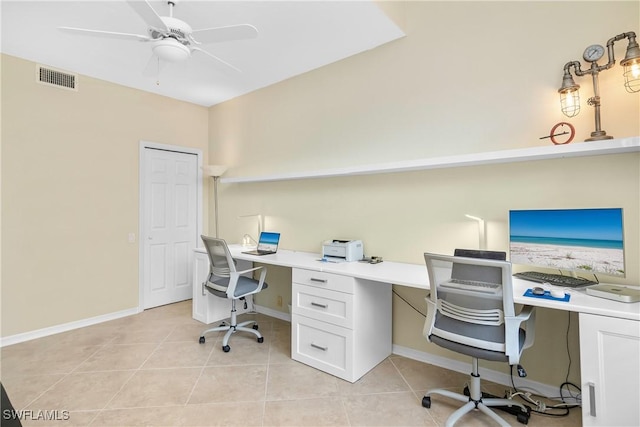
[292,268,354,294]
[292,315,352,380]
[293,283,354,328]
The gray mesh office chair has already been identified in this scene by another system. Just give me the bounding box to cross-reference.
[198,236,268,352]
[422,252,536,427]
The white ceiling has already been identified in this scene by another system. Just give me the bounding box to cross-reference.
[1,0,405,106]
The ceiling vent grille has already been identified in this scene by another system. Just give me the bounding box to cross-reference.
[36,65,77,91]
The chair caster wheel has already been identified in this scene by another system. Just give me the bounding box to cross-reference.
[222,345,230,352]
[257,337,264,343]
[199,336,205,344]
[517,412,530,424]
[422,396,431,408]
[252,324,259,330]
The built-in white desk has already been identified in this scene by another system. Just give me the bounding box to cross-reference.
[222,246,639,320]
[193,246,639,426]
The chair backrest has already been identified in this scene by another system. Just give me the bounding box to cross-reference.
[451,248,507,285]
[201,236,236,292]
[423,252,517,360]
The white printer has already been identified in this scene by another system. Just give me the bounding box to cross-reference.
[322,239,364,262]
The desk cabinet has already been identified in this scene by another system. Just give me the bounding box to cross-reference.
[192,250,252,324]
[579,313,640,427]
[291,268,392,382]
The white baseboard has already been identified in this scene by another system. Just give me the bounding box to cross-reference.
[1,304,285,348]
[392,344,559,399]
[0,307,140,348]
[254,304,291,322]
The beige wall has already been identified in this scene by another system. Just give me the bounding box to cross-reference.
[1,0,638,390]
[208,1,640,387]
[1,54,209,337]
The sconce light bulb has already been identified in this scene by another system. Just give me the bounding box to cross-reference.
[558,70,581,117]
[621,37,640,93]
[559,88,581,118]
[622,59,640,93]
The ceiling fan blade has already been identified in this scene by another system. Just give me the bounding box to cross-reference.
[191,47,241,72]
[59,27,151,42]
[191,24,258,44]
[126,0,168,32]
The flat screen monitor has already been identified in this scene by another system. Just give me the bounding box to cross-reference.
[509,208,625,278]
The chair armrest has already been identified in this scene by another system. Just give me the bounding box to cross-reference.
[236,266,264,276]
[423,295,437,343]
[504,305,536,365]
[228,266,267,298]
[518,305,536,350]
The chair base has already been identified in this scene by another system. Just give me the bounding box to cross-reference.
[422,359,530,427]
[198,300,264,352]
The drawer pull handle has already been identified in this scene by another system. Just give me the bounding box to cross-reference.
[310,343,328,351]
[311,302,328,309]
[310,278,327,283]
[589,382,596,417]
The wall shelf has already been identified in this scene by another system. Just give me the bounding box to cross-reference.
[220,136,640,184]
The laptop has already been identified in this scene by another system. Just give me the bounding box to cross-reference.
[430,250,508,295]
[241,232,281,256]
[450,248,506,286]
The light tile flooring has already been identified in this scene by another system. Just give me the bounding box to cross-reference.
[1,301,581,426]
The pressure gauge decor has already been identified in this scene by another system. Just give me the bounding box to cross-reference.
[583,44,605,62]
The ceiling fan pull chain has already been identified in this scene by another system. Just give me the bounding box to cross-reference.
[156,57,161,86]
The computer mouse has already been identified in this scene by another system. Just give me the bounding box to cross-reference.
[532,287,545,296]
[550,289,566,299]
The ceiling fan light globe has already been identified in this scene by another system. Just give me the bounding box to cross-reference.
[153,38,190,62]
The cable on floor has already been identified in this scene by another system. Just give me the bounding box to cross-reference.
[507,311,582,418]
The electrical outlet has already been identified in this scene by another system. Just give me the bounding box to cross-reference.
[277,295,283,307]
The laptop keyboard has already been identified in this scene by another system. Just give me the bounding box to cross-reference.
[439,278,501,294]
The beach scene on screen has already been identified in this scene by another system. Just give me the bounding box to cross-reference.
[509,209,624,277]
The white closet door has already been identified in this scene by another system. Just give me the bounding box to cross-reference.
[143,148,197,309]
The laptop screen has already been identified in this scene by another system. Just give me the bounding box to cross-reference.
[257,232,280,252]
[451,249,506,284]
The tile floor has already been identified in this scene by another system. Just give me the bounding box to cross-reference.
[1,301,582,426]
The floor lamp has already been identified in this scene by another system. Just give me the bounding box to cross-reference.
[204,165,227,238]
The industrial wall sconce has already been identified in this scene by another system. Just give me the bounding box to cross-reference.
[558,31,640,141]
[203,165,228,238]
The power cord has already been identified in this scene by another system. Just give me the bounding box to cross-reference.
[392,289,427,318]
[508,366,579,417]
[507,310,582,418]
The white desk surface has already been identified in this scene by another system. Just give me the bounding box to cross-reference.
[195,246,639,322]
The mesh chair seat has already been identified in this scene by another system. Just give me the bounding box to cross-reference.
[430,328,527,363]
[206,275,269,298]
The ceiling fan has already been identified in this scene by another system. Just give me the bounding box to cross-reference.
[59,0,258,72]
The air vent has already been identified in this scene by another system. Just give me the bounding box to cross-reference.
[36,65,77,91]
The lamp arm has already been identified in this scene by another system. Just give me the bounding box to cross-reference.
[602,32,637,68]
[563,60,586,77]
